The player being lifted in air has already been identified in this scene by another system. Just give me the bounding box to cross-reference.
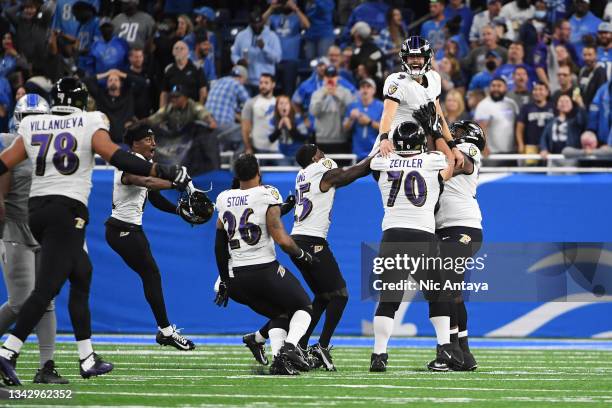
[214,154,317,375]
[0,77,191,386]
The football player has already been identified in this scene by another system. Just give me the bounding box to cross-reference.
[0,94,67,384]
[434,120,485,371]
[105,124,211,351]
[214,154,317,375]
[371,36,463,169]
[0,77,191,386]
[289,144,372,371]
[369,120,455,373]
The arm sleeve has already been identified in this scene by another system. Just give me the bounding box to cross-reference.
[148,190,177,214]
[230,33,242,64]
[214,227,231,282]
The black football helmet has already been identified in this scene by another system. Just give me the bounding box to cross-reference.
[392,121,426,154]
[399,36,433,78]
[178,185,214,225]
[50,77,88,115]
[449,120,486,152]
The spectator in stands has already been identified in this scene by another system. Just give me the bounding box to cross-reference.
[268,95,311,163]
[533,20,578,89]
[152,17,177,76]
[127,47,155,119]
[343,78,382,160]
[205,65,250,151]
[606,2,612,22]
[173,14,194,45]
[52,0,97,39]
[83,69,137,143]
[499,0,534,40]
[264,0,310,98]
[474,77,519,154]
[192,31,216,82]
[507,66,532,109]
[437,56,465,99]
[551,63,584,111]
[0,32,27,81]
[562,131,612,159]
[231,13,282,94]
[578,45,607,107]
[466,88,486,118]
[160,40,207,107]
[587,80,610,146]
[112,0,155,51]
[421,0,447,54]
[596,22,611,77]
[462,25,508,77]
[72,1,100,76]
[90,19,129,75]
[192,7,218,59]
[494,42,536,91]
[444,0,473,41]
[516,81,554,154]
[145,84,216,132]
[343,0,389,46]
[47,28,79,82]
[349,22,384,83]
[443,89,470,123]
[377,7,408,73]
[569,0,602,65]
[0,75,11,132]
[5,0,53,76]
[470,0,502,46]
[439,15,469,60]
[468,50,502,92]
[327,45,356,86]
[303,0,335,61]
[517,0,548,64]
[310,65,354,153]
[540,94,586,157]
[242,73,277,154]
[491,17,513,49]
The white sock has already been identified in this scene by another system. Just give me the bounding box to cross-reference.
[4,335,23,353]
[269,328,287,356]
[285,310,311,346]
[458,330,468,338]
[450,327,458,335]
[373,316,394,354]
[254,330,266,344]
[160,325,174,337]
[430,316,451,345]
[77,339,94,360]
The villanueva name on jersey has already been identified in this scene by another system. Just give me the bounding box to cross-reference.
[30,117,84,132]
[388,158,423,169]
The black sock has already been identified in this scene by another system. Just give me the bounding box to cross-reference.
[318,295,348,348]
[258,321,270,339]
[457,301,468,333]
[450,302,458,343]
[298,296,328,349]
[459,336,470,353]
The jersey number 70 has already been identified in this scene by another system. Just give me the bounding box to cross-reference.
[31,133,80,176]
[386,170,427,207]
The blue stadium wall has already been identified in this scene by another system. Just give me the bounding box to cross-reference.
[3,170,611,338]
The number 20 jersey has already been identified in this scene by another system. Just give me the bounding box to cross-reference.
[19,111,110,206]
[291,158,338,239]
[371,151,447,233]
[216,185,283,268]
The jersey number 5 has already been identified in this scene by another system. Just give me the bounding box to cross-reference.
[386,170,427,207]
[294,182,313,222]
[31,133,80,176]
[223,209,262,249]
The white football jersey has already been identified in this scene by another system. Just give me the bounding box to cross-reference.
[369,70,442,156]
[291,157,338,239]
[371,151,447,233]
[436,143,482,230]
[19,111,109,206]
[216,185,283,268]
[110,152,149,225]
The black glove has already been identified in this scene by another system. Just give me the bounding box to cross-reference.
[214,280,229,307]
[295,248,319,265]
[156,164,191,191]
[280,194,296,216]
[413,103,442,139]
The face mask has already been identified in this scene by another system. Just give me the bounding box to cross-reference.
[485,60,497,71]
[534,10,547,20]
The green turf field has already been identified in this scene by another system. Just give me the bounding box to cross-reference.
[3,342,612,407]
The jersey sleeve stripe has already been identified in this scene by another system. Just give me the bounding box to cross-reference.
[384,95,400,104]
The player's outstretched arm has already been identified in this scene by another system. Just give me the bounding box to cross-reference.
[452,153,475,177]
[0,136,27,176]
[320,156,373,192]
[122,173,173,191]
[377,99,399,156]
[435,100,463,168]
[148,191,179,215]
[266,205,317,264]
[92,129,190,189]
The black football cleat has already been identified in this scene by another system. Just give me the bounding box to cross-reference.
[457,337,477,371]
[156,326,195,351]
[307,345,324,369]
[280,343,310,372]
[369,353,388,372]
[269,354,299,376]
[0,347,20,386]
[242,333,269,365]
[80,353,114,379]
[33,360,69,384]
[427,343,463,372]
[310,343,336,371]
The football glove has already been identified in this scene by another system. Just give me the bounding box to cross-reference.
[156,164,191,191]
[214,280,229,307]
[280,194,296,216]
[295,248,319,265]
[413,102,443,140]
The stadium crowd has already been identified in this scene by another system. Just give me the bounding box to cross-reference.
[0,0,610,170]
